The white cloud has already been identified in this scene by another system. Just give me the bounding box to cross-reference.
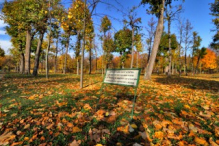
[0,30,6,35]
[0,20,7,28]
[0,40,12,54]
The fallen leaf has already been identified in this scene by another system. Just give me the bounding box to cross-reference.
[195,137,208,145]
[69,140,79,146]
[72,126,82,133]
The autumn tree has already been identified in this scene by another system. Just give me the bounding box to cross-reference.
[103,33,115,68]
[114,27,132,68]
[191,31,201,74]
[201,49,217,72]
[194,47,206,74]
[100,16,112,70]
[158,32,178,74]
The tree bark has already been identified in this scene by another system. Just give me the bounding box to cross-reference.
[77,59,80,75]
[20,53,25,74]
[168,17,172,76]
[33,32,44,76]
[144,0,165,80]
[24,29,32,74]
[80,0,86,89]
[130,27,134,68]
[54,38,59,73]
[64,34,70,74]
[89,42,92,74]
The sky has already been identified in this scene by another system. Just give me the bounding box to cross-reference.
[0,0,216,55]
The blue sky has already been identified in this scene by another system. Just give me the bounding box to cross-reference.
[0,0,216,55]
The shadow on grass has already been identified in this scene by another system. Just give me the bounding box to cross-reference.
[155,76,219,93]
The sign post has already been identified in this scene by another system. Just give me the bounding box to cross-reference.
[98,68,141,119]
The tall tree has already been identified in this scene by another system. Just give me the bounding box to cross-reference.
[114,27,132,68]
[194,47,206,74]
[176,15,184,76]
[191,31,201,74]
[141,0,166,80]
[124,6,141,68]
[165,4,182,76]
[141,0,184,80]
[103,33,115,68]
[145,17,156,68]
[100,16,112,70]
[183,19,193,76]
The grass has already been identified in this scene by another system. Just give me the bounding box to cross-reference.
[0,73,219,145]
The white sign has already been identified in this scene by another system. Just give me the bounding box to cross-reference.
[103,69,140,87]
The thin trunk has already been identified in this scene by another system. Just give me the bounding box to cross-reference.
[54,38,59,73]
[168,17,172,76]
[33,32,44,76]
[80,0,86,89]
[195,55,201,74]
[89,44,92,74]
[20,53,25,74]
[64,34,70,74]
[137,52,139,68]
[185,51,187,76]
[130,27,134,68]
[24,29,31,74]
[95,47,97,73]
[77,59,79,75]
[46,38,51,79]
[144,0,165,80]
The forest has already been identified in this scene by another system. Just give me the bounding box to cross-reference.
[0,0,219,145]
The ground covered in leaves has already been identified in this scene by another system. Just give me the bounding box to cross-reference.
[0,73,219,146]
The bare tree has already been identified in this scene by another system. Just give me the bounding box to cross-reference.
[165,4,182,76]
[176,15,185,76]
[183,19,193,76]
[144,17,156,76]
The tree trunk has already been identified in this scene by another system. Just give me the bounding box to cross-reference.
[144,0,165,80]
[80,0,86,89]
[33,32,44,76]
[20,53,25,74]
[24,29,32,74]
[137,51,139,68]
[95,47,97,73]
[147,40,152,65]
[130,27,134,68]
[168,17,172,76]
[195,55,201,74]
[89,45,92,74]
[64,34,70,74]
[54,38,59,73]
[77,59,80,75]
[46,36,51,79]
[185,51,187,76]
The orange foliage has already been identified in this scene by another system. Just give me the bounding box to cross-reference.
[201,49,217,70]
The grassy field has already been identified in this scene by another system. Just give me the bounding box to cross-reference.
[0,73,219,146]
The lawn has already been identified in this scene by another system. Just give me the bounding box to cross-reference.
[0,73,219,146]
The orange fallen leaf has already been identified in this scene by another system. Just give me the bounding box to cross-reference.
[11,141,23,146]
[194,137,208,145]
[24,137,29,141]
[154,131,164,139]
[72,126,82,133]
